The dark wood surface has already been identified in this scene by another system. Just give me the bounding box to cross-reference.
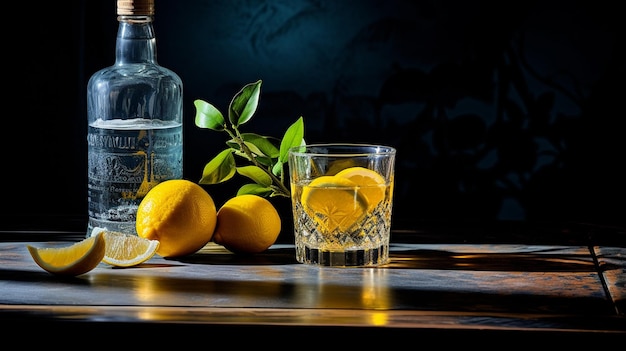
[1,221,624,342]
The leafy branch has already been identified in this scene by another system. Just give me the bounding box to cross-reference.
[193,80,305,199]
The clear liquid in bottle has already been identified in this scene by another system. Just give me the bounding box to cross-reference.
[86,0,183,237]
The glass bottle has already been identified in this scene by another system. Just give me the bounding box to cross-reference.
[86,0,183,237]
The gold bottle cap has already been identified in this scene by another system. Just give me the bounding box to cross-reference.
[117,0,154,16]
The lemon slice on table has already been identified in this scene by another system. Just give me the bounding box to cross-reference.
[99,230,160,267]
[335,167,386,211]
[27,232,106,276]
[301,175,369,233]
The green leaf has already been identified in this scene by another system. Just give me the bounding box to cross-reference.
[224,141,262,162]
[225,140,252,161]
[228,80,262,127]
[199,149,236,184]
[279,116,305,163]
[194,99,225,131]
[237,183,273,197]
[236,165,272,186]
[254,155,274,168]
[272,161,283,177]
[241,133,280,158]
[224,139,241,150]
[225,136,278,164]
[242,140,267,158]
[226,134,278,166]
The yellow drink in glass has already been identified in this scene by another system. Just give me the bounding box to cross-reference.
[288,144,396,267]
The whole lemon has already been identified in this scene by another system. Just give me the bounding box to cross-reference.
[213,194,281,254]
[136,179,217,258]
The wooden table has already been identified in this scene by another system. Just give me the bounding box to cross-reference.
[1,221,624,342]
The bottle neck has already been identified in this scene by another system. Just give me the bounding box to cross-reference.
[115,15,157,64]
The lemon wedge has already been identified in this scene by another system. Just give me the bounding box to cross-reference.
[100,230,160,267]
[335,167,387,210]
[27,232,106,276]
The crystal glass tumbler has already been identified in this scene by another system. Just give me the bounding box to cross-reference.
[288,143,396,267]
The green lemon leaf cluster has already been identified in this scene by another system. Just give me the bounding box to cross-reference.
[194,80,305,198]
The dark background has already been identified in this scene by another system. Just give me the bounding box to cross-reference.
[4,0,624,236]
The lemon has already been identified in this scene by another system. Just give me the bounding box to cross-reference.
[27,232,106,276]
[335,167,386,210]
[136,179,217,258]
[213,194,281,254]
[100,230,160,267]
[325,159,359,176]
[301,175,369,233]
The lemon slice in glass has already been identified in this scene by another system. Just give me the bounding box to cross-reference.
[335,167,386,211]
[301,175,369,233]
[100,230,160,267]
[27,232,106,276]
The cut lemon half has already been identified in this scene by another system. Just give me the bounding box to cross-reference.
[27,232,106,276]
[100,230,160,267]
[301,175,369,233]
[335,167,387,210]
